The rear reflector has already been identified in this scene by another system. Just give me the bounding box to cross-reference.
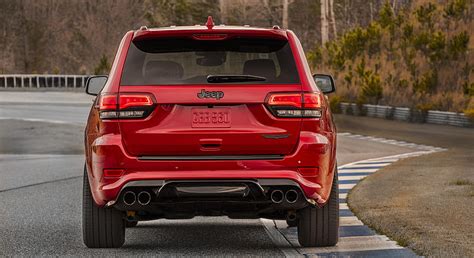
[103,169,124,177]
[297,167,319,177]
[98,93,155,119]
[266,92,323,118]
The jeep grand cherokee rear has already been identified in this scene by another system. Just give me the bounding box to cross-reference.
[83,18,338,248]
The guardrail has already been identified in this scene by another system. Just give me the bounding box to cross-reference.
[0,74,91,89]
[340,102,473,128]
[1,74,472,128]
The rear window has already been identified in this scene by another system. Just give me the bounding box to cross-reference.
[120,38,300,85]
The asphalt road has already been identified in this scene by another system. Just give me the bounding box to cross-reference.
[0,92,421,256]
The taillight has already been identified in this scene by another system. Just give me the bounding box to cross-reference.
[265,92,323,118]
[98,93,155,119]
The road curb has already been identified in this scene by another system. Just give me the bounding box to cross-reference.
[264,133,445,257]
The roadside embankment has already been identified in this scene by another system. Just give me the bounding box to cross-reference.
[335,114,474,257]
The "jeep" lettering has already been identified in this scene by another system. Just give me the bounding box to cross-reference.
[197,89,224,100]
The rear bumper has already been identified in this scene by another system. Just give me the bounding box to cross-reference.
[111,179,311,219]
[86,131,336,207]
[104,173,320,206]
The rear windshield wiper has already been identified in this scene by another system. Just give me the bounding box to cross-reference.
[207,74,266,83]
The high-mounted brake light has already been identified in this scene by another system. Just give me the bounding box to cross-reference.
[266,92,323,118]
[98,93,155,119]
[192,34,228,40]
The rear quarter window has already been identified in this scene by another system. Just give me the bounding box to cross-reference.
[120,38,300,85]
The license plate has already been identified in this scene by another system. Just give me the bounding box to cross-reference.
[192,108,231,128]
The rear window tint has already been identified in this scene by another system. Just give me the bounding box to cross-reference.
[120,38,300,85]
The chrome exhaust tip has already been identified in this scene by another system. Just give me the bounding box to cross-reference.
[123,191,136,206]
[137,191,151,206]
[270,190,284,204]
[285,189,299,203]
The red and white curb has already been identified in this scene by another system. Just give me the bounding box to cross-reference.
[262,133,446,257]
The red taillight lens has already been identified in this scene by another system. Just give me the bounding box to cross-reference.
[98,93,155,119]
[303,93,322,109]
[99,94,118,110]
[266,92,323,118]
[118,94,154,109]
[267,93,303,108]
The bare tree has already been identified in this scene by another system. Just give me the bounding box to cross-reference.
[329,0,337,38]
[282,0,288,28]
[0,0,408,74]
[219,0,227,23]
[320,0,329,44]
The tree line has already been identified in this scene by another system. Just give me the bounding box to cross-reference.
[0,0,471,113]
[309,0,473,113]
[0,0,391,75]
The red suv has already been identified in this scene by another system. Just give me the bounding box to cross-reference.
[83,17,338,248]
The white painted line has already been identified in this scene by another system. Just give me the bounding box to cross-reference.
[353,151,438,163]
[360,159,399,163]
[340,216,364,226]
[338,168,378,173]
[345,163,390,168]
[340,184,357,190]
[339,175,367,181]
[339,203,349,210]
[300,235,403,254]
[337,132,351,136]
[397,143,417,147]
[339,193,347,199]
[0,117,71,124]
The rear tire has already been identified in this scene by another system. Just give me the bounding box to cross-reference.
[297,166,339,247]
[82,166,125,248]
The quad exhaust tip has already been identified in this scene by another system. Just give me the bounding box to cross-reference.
[285,189,299,203]
[137,191,151,206]
[123,191,136,206]
[270,190,284,203]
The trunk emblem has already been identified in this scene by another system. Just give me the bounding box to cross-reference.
[197,89,224,100]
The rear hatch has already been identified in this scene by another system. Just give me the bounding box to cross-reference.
[118,36,302,157]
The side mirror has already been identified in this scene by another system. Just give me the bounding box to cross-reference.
[313,74,336,94]
[85,76,108,96]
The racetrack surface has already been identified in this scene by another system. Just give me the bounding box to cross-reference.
[336,115,474,257]
[0,92,429,256]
